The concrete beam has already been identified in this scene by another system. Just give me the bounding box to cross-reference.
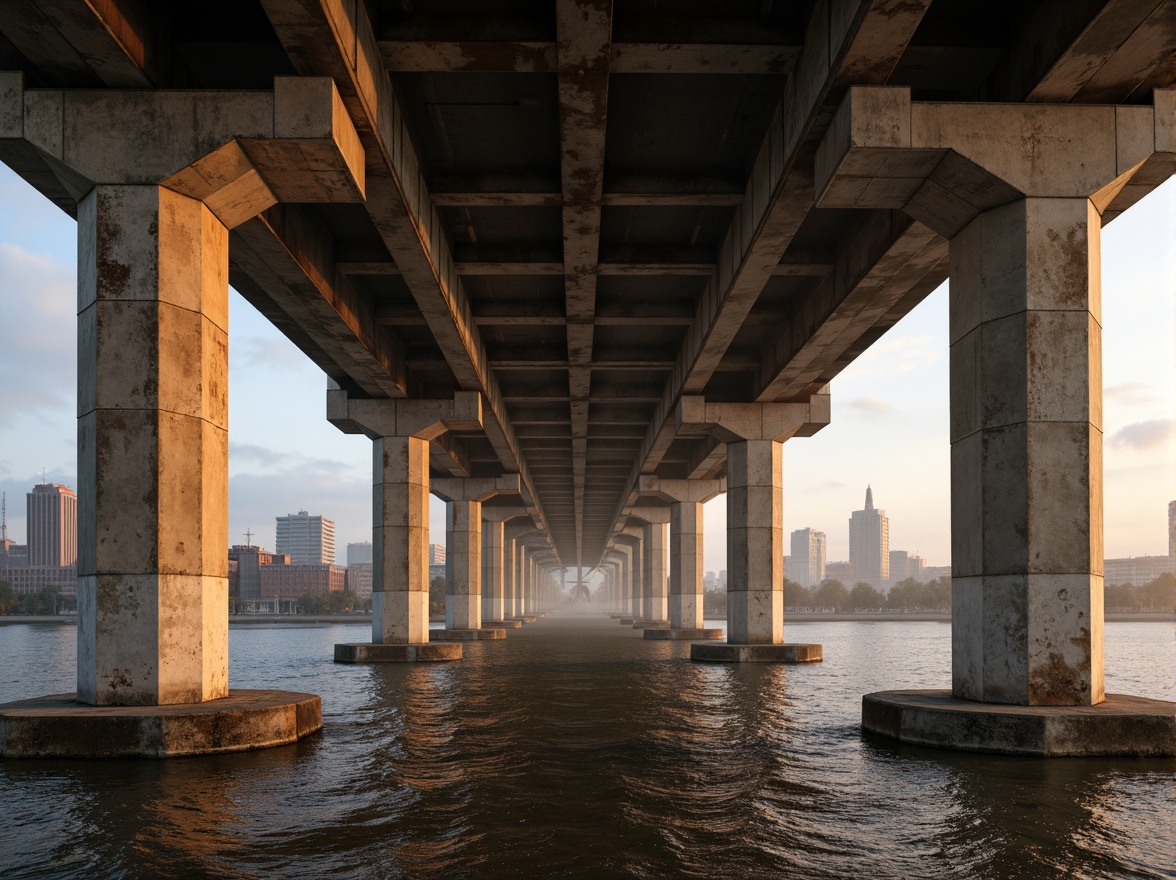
[259,0,552,547]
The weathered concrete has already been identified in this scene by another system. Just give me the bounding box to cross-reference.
[676,396,828,650]
[633,619,669,629]
[0,690,322,758]
[483,619,523,628]
[862,690,1176,757]
[813,86,1176,709]
[328,390,482,651]
[432,628,507,640]
[334,642,462,662]
[691,643,823,663]
[645,628,723,640]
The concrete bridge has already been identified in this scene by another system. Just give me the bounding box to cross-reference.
[0,0,1172,758]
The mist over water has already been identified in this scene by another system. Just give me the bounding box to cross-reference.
[1,614,1172,879]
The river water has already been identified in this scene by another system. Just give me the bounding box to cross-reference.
[0,614,1172,879]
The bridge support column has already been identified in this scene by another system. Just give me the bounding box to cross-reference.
[483,511,526,628]
[626,508,670,629]
[635,477,725,640]
[328,391,485,662]
[433,476,519,641]
[815,85,1176,754]
[677,395,829,662]
[613,529,643,623]
[0,76,376,753]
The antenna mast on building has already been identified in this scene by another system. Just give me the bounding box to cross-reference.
[245,528,254,547]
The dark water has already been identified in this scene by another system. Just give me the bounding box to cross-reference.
[1,614,1173,879]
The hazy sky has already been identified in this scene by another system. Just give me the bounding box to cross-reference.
[0,165,1172,572]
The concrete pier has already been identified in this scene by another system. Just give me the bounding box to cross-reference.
[645,628,723,640]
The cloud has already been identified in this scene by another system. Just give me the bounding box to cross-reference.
[1104,383,1157,406]
[846,396,896,416]
[1110,419,1174,452]
[232,334,312,373]
[0,243,77,427]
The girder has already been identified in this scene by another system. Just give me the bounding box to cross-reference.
[0,0,1171,570]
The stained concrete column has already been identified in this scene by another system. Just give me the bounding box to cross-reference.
[77,185,229,707]
[445,500,481,629]
[629,509,670,626]
[726,440,783,644]
[634,476,724,636]
[676,394,828,661]
[670,502,704,628]
[482,519,505,623]
[949,198,1105,705]
[328,391,482,662]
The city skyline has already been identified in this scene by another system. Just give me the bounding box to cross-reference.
[0,165,1172,570]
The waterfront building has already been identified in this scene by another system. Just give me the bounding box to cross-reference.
[347,564,373,599]
[789,528,826,587]
[260,562,346,596]
[229,545,288,600]
[889,550,910,583]
[276,510,336,564]
[429,543,446,565]
[1104,555,1176,586]
[923,565,951,581]
[849,486,889,589]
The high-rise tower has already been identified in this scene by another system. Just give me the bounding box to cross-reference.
[27,483,78,567]
[789,528,826,587]
[849,485,889,589]
[275,510,336,564]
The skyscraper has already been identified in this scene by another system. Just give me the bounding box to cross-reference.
[1169,500,1175,557]
[275,510,336,564]
[789,528,826,587]
[27,483,77,567]
[849,485,889,589]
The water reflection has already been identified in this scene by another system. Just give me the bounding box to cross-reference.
[0,617,1171,878]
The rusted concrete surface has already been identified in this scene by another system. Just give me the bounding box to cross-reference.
[691,643,824,663]
[0,690,322,758]
[862,690,1176,757]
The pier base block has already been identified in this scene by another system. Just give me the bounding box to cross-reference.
[691,642,823,663]
[483,619,523,628]
[861,690,1176,757]
[619,618,636,625]
[0,690,322,758]
[645,627,723,640]
[433,628,506,640]
[632,619,669,628]
[334,642,462,662]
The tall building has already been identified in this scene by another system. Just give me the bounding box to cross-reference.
[429,543,446,565]
[275,510,335,564]
[889,550,910,583]
[849,485,889,589]
[347,542,372,566]
[1169,500,1175,557]
[825,561,856,582]
[27,483,77,567]
[789,528,826,587]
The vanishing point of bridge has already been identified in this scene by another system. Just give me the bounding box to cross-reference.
[0,0,1173,758]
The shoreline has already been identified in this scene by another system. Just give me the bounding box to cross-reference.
[1,611,1171,626]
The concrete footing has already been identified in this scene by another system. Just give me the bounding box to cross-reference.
[619,618,636,624]
[632,619,669,629]
[861,690,1176,757]
[691,642,823,663]
[0,690,322,758]
[483,619,523,628]
[433,628,506,640]
[521,615,540,623]
[645,627,724,640]
[333,642,462,662]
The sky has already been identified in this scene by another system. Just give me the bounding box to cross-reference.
[0,164,1172,573]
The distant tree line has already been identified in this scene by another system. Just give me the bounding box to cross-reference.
[1105,573,1174,611]
[702,571,1175,614]
[294,589,371,615]
[0,583,61,615]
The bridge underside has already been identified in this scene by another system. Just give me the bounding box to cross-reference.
[0,0,1172,753]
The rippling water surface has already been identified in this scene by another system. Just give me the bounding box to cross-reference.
[1,614,1173,878]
